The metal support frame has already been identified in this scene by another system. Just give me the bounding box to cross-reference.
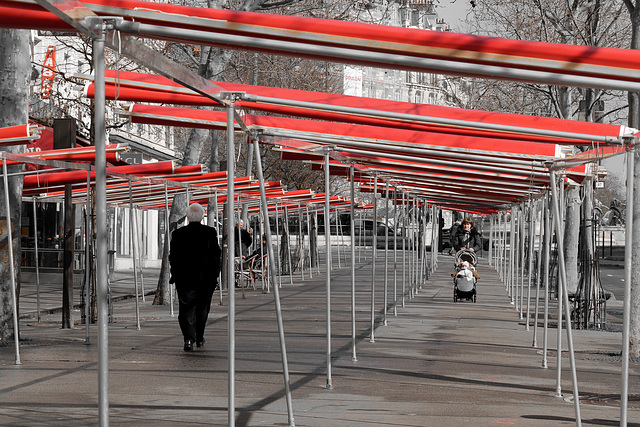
[542,192,551,368]
[32,198,41,323]
[225,96,237,426]
[384,181,389,326]
[323,149,333,390]
[93,27,109,427]
[129,179,141,330]
[252,138,295,426]
[3,157,21,365]
[620,147,635,425]
[549,170,582,425]
[350,165,357,362]
[370,173,378,343]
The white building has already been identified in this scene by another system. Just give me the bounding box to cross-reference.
[344,1,469,108]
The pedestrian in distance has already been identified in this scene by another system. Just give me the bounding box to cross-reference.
[169,203,222,351]
[235,219,253,257]
[452,217,481,253]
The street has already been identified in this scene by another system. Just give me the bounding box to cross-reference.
[600,265,626,301]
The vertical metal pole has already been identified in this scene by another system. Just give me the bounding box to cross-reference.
[401,193,406,308]
[621,147,634,426]
[165,182,174,316]
[323,150,333,389]
[32,198,41,322]
[3,157,20,365]
[550,170,582,424]
[358,210,362,262]
[542,193,551,368]
[299,203,305,279]
[285,205,294,285]
[306,206,313,279]
[489,214,493,267]
[349,165,357,362]
[384,181,389,326]
[519,204,526,318]
[370,173,378,342]
[510,210,516,303]
[136,210,145,303]
[252,139,295,426]
[526,200,536,331]
[408,198,413,299]
[533,200,543,347]
[225,98,237,427]
[129,180,140,330]
[393,192,398,316]
[84,174,91,343]
[275,203,282,288]
[334,207,341,269]
[93,29,109,426]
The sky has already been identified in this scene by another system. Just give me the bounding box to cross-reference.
[435,0,473,32]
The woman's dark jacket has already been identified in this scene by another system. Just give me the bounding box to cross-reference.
[452,227,481,252]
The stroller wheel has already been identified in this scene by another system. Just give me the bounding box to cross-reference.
[453,291,457,302]
[473,294,477,303]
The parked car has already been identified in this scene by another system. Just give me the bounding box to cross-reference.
[352,219,399,249]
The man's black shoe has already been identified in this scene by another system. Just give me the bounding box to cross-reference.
[184,340,194,351]
[196,339,205,348]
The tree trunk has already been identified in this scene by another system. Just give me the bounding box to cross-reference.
[563,185,581,294]
[152,0,266,304]
[0,28,29,342]
[152,121,204,305]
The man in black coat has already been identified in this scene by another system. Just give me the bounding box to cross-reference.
[169,203,222,351]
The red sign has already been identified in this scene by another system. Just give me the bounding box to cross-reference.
[41,46,56,98]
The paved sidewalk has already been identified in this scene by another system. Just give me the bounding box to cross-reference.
[2,252,638,426]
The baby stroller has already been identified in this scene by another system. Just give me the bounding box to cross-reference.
[452,249,478,303]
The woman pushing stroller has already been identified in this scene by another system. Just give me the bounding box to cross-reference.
[451,218,481,302]
[452,217,481,253]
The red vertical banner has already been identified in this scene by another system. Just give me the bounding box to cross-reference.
[41,46,56,99]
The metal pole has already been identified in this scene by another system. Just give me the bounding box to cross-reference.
[393,192,398,316]
[542,192,551,368]
[252,138,295,426]
[402,193,406,308]
[275,203,282,288]
[550,170,582,425]
[323,150,333,389]
[164,182,174,315]
[370,173,378,343]
[533,200,543,347]
[93,28,109,426]
[620,147,635,426]
[306,206,313,279]
[129,180,140,330]
[526,200,536,331]
[285,205,294,286]
[334,206,341,269]
[225,97,237,427]
[32,198,41,323]
[349,165,357,362]
[489,214,493,267]
[299,203,305,279]
[384,181,389,326]
[84,174,91,343]
[3,157,21,365]
[520,204,526,317]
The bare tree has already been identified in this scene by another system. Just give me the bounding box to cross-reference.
[622,0,640,356]
[468,0,631,296]
[153,0,312,304]
[0,29,29,342]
